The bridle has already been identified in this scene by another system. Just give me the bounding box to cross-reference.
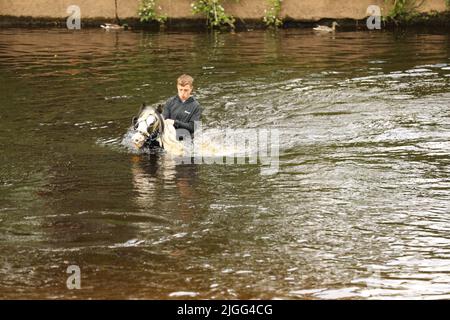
[133,115,156,138]
[132,107,166,148]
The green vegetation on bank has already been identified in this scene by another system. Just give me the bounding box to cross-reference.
[263,0,283,27]
[137,0,285,29]
[191,0,236,29]
[384,0,423,21]
[138,0,167,23]
[382,0,450,26]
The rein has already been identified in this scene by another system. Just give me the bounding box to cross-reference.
[154,112,166,149]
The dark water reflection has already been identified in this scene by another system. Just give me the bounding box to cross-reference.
[0,28,449,299]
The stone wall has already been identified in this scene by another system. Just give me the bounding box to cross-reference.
[0,0,447,20]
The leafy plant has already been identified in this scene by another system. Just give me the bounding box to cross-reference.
[138,0,167,23]
[263,0,283,27]
[384,0,424,21]
[191,0,236,29]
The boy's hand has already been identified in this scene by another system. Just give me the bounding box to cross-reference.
[165,119,175,126]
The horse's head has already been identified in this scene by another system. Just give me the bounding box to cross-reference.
[131,104,165,149]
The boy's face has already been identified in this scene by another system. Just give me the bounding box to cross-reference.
[177,84,193,102]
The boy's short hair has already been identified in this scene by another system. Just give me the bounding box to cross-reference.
[177,74,194,87]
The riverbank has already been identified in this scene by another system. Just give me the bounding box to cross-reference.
[1,12,449,31]
[0,0,449,30]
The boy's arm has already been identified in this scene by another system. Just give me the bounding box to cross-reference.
[174,106,202,135]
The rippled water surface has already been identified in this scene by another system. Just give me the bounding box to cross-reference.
[0,28,449,299]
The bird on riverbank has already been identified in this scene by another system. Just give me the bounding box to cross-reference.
[100,23,125,30]
[313,21,339,33]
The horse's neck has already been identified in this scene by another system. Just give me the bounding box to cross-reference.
[160,120,184,156]
[161,120,176,142]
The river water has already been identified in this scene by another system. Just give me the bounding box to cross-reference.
[0,28,449,299]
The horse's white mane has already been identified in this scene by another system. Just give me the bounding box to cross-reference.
[159,120,184,156]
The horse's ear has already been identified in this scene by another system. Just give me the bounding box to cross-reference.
[156,104,164,114]
[131,116,138,126]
